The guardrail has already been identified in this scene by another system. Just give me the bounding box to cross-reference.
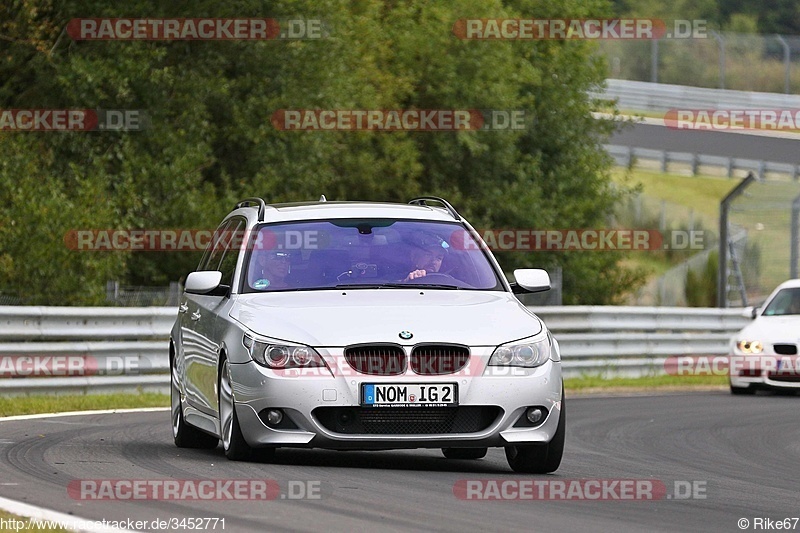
[0,306,751,394]
[606,144,800,180]
[536,306,749,378]
[595,79,800,112]
[0,307,174,395]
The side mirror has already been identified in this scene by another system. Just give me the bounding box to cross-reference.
[512,269,551,294]
[185,271,224,295]
[741,306,758,319]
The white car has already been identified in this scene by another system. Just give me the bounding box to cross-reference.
[730,279,800,394]
[170,196,565,473]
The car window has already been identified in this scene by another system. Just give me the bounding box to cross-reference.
[218,218,245,288]
[762,287,800,316]
[241,219,501,292]
[198,219,234,272]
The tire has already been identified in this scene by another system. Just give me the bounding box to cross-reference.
[171,358,219,449]
[730,384,755,395]
[442,447,488,460]
[505,389,565,474]
[219,358,253,461]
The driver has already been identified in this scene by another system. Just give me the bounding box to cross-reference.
[788,293,800,314]
[404,233,448,282]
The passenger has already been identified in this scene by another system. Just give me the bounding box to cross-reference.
[250,251,292,289]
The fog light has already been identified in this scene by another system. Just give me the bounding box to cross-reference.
[526,407,544,424]
[265,409,283,426]
[337,410,354,426]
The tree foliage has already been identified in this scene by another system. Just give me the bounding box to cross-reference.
[0,0,643,305]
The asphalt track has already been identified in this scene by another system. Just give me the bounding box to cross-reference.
[611,122,800,165]
[0,392,797,533]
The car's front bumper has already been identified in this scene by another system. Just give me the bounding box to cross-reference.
[729,353,800,389]
[228,355,563,450]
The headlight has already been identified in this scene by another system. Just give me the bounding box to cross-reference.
[736,340,763,354]
[243,333,327,369]
[489,337,552,368]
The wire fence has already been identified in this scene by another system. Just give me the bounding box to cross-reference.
[725,180,800,307]
[613,191,719,306]
[0,283,182,307]
[597,32,800,94]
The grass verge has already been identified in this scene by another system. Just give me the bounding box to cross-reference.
[566,374,728,393]
[611,167,735,223]
[0,392,169,418]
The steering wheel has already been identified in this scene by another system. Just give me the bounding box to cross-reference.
[402,272,456,284]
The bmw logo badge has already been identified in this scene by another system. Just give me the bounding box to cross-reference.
[399,331,413,340]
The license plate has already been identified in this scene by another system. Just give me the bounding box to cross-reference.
[361,383,458,407]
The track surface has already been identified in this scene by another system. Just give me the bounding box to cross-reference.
[0,392,797,532]
[611,122,800,164]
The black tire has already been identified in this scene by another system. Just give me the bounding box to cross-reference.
[505,389,565,474]
[219,358,253,461]
[730,384,755,395]
[442,447,488,460]
[171,357,219,449]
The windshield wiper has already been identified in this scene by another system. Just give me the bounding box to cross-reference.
[405,283,461,290]
[335,282,460,289]
[335,283,411,289]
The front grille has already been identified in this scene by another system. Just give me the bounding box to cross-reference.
[768,372,800,382]
[314,406,501,435]
[345,344,406,375]
[410,344,470,375]
[774,344,798,356]
[739,368,761,377]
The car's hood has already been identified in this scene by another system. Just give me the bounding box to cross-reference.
[229,290,542,347]
[736,316,800,343]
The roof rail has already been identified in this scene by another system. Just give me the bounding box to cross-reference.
[408,197,461,221]
[234,198,266,220]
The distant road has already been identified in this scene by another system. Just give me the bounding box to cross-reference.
[611,122,800,165]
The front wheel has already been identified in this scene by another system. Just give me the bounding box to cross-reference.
[505,389,565,474]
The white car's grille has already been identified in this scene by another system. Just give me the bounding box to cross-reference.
[345,344,406,375]
[410,345,470,375]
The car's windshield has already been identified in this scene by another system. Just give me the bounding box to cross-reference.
[242,219,501,292]
[762,287,800,316]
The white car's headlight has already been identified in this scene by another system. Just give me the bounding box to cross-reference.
[736,340,763,354]
[243,333,327,369]
[489,337,552,368]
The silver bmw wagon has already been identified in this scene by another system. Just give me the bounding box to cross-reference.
[170,197,564,473]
